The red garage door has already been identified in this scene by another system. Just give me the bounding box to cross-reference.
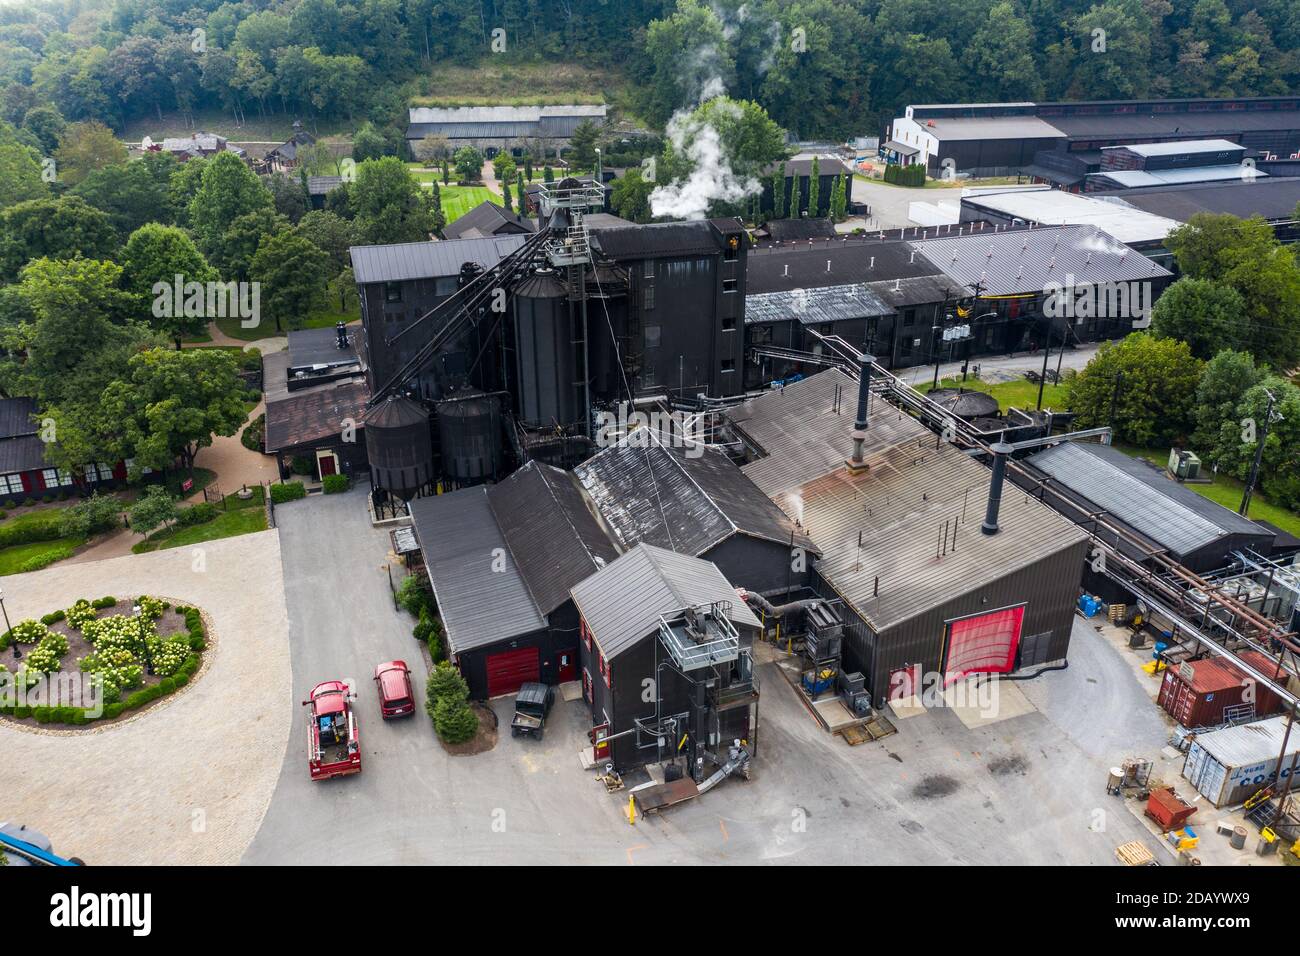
[486,646,540,698]
[944,606,1025,686]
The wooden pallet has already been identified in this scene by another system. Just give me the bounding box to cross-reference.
[1115,840,1156,866]
[838,715,897,745]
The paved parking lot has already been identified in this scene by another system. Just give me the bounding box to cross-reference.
[246,489,1169,865]
[1,531,291,865]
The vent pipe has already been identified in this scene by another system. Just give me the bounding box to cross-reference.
[981,433,1014,535]
[847,355,875,472]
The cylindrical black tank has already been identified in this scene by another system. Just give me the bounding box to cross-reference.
[927,388,1000,420]
[513,269,578,427]
[364,396,435,500]
[437,390,502,484]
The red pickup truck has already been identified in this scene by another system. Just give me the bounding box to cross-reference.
[303,680,361,780]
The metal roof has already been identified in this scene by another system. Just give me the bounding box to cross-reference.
[408,105,606,124]
[746,239,947,295]
[961,188,1182,244]
[915,115,1066,142]
[590,222,720,259]
[1092,165,1267,189]
[1027,441,1269,558]
[1106,139,1244,158]
[485,461,620,615]
[569,543,760,660]
[0,397,38,441]
[287,326,357,370]
[349,234,527,284]
[263,381,370,452]
[1046,109,1300,140]
[307,176,343,196]
[1188,715,1299,769]
[575,429,816,557]
[725,369,1088,632]
[441,200,535,241]
[0,434,48,475]
[409,487,548,653]
[762,218,837,242]
[745,283,893,327]
[910,224,1171,296]
[1110,177,1300,223]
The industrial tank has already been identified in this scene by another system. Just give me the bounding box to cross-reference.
[513,268,580,427]
[364,395,435,500]
[436,390,502,485]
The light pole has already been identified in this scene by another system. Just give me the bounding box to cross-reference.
[132,602,155,676]
[0,586,17,661]
[1239,388,1280,517]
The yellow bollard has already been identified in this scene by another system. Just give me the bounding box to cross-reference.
[628,794,636,826]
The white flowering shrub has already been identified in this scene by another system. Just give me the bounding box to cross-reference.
[147,636,190,678]
[65,600,97,630]
[9,619,50,645]
[137,596,165,621]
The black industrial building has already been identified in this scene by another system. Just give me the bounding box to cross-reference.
[1021,441,1276,580]
[441,200,536,241]
[722,369,1090,706]
[1111,178,1300,244]
[570,542,762,775]
[409,459,619,699]
[890,97,1300,183]
[574,429,817,596]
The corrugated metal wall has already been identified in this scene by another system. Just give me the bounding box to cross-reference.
[814,538,1087,704]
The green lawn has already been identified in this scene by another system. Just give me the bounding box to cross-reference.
[213,301,360,341]
[0,536,85,576]
[917,376,1070,412]
[133,486,267,553]
[438,184,497,222]
[1112,444,1300,538]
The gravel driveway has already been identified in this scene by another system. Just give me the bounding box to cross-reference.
[0,530,291,865]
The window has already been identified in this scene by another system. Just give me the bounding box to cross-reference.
[722,278,738,293]
[0,474,22,494]
[643,283,655,311]
[721,359,736,372]
[41,468,71,488]
[644,325,661,349]
[84,462,112,482]
[751,325,772,345]
[722,316,736,331]
[903,309,916,327]
[581,619,591,651]
[383,282,403,304]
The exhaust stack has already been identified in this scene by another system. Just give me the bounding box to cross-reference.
[846,355,875,473]
[981,433,1014,535]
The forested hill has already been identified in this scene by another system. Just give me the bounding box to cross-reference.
[1,0,1299,142]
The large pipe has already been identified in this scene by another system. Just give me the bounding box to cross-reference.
[982,434,1014,535]
[849,355,875,469]
[741,591,823,620]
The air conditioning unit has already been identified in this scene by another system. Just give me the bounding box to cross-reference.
[1168,448,1201,480]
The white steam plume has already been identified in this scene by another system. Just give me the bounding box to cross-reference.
[649,103,761,221]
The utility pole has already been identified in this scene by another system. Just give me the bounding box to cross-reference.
[1036,321,1055,410]
[1239,388,1278,516]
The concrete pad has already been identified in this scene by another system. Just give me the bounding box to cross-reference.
[943,677,1036,728]
[887,694,928,719]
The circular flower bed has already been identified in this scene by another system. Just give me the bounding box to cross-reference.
[0,596,207,727]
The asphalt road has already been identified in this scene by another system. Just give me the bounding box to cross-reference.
[244,487,1169,865]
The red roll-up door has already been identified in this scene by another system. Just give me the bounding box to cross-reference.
[485,646,540,698]
[944,606,1024,686]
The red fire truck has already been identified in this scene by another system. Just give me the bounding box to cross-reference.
[303,680,361,780]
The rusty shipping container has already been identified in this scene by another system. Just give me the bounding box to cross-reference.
[1157,654,1283,728]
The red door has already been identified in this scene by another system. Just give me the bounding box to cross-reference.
[555,650,577,683]
[485,646,540,698]
[318,454,337,478]
[889,664,922,701]
[944,606,1025,685]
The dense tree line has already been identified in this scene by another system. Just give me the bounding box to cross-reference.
[2,0,1297,143]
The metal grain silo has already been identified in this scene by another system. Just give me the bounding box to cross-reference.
[436,390,502,485]
[364,395,435,500]
[513,268,579,428]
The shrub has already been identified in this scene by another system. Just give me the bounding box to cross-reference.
[176,502,218,526]
[413,608,434,643]
[270,482,306,504]
[242,413,265,452]
[397,574,435,618]
[16,543,75,573]
[322,473,349,494]
[148,637,189,677]
[425,661,469,719]
[65,600,98,630]
[0,509,64,547]
[57,493,122,537]
[40,610,65,625]
[289,455,314,476]
[137,595,165,621]
[91,596,117,609]
[433,696,479,744]
[9,619,51,645]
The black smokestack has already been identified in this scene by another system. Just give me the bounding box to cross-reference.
[981,433,1014,535]
[847,355,875,471]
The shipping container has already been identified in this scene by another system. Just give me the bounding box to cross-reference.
[1182,716,1300,808]
[1156,655,1282,728]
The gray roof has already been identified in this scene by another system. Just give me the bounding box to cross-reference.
[409,487,548,653]
[919,115,1066,142]
[591,222,720,259]
[1188,715,1299,768]
[307,175,343,196]
[1027,441,1270,558]
[1091,165,1267,189]
[406,104,606,141]
[569,543,760,660]
[1110,177,1300,223]
[0,397,38,441]
[0,434,48,475]
[485,461,619,615]
[726,369,1088,632]
[745,283,894,326]
[910,224,1171,296]
[1105,138,1243,158]
[349,234,527,284]
[575,429,816,557]
[441,200,535,240]
[287,325,357,370]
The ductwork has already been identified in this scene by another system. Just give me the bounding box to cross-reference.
[847,355,875,471]
[741,590,824,620]
[982,433,1014,535]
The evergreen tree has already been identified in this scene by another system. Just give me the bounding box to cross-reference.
[771,167,785,219]
[502,181,513,212]
[808,157,820,218]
